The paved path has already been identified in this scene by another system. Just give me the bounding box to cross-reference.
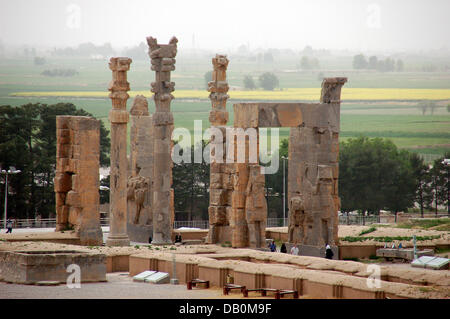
[0,272,224,299]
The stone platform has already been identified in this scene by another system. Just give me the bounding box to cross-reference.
[0,250,106,284]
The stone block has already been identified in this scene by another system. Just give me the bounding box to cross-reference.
[144,271,170,284]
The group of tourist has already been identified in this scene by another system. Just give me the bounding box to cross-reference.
[268,240,334,259]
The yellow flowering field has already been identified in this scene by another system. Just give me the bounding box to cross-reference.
[10,88,450,101]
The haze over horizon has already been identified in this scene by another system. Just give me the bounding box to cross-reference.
[1,0,450,54]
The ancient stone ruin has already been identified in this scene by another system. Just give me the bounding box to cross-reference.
[106,57,132,246]
[230,77,347,256]
[207,54,233,245]
[53,38,346,255]
[127,95,153,242]
[147,36,178,245]
[55,115,103,246]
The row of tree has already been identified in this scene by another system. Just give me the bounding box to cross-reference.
[204,71,280,91]
[353,54,404,72]
[170,137,449,221]
[339,137,449,219]
[0,103,110,219]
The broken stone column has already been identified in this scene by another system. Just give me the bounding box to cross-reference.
[106,57,132,247]
[127,95,154,242]
[207,54,233,244]
[147,36,177,245]
[55,115,103,246]
[288,77,347,258]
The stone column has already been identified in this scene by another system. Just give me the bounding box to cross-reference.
[207,54,232,244]
[106,57,132,247]
[147,36,177,245]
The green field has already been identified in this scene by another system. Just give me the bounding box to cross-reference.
[0,56,449,161]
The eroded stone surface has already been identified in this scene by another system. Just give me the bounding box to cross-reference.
[127,95,154,242]
[229,78,346,252]
[55,115,102,246]
[106,57,132,246]
[147,36,177,244]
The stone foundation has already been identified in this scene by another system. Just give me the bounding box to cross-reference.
[0,250,106,284]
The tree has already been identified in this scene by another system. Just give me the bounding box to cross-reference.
[172,141,210,221]
[417,101,437,115]
[264,139,288,219]
[0,103,110,219]
[243,75,256,90]
[409,153,432,217]
[299,56,319,70]
[34,57,46,65]
[368,56,378,69]
[339,137,416,219]
[352,54,368,69]
[0,104,40,219]
[429,152,450,216]
[417,101,429,115]
[258,72,279,91]
[204,71,213,90]
[396,59,404,72]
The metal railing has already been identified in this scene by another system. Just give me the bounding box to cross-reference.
[267,218,288,227]
[0,218,110,229]
[173,220,209,229]
[3,214,446,230]
[338,215,379,225]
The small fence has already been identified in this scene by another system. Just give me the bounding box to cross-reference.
[267,218,288,227]
[173,220,209,229]
[2,214,447,230]
[0,218,110,229]
[338,215,379,225]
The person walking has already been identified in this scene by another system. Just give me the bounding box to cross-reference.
[290,244,299,256]
[269,240,277,252]
[280,243,287,253]
[6,219,13,233]
[325,244,334,259]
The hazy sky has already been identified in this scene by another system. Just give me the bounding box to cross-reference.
[1,0,449,52]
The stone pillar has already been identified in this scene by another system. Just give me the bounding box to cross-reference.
[147,36,177,245]
[127,95,154,242]
[55,115,103,246]
[106,57,132,247]
[288,77,346,257]
[207,54,232,244]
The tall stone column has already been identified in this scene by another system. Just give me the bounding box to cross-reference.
[106,57,132,247]
[207,54,232,244]
[147,36,177,245]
